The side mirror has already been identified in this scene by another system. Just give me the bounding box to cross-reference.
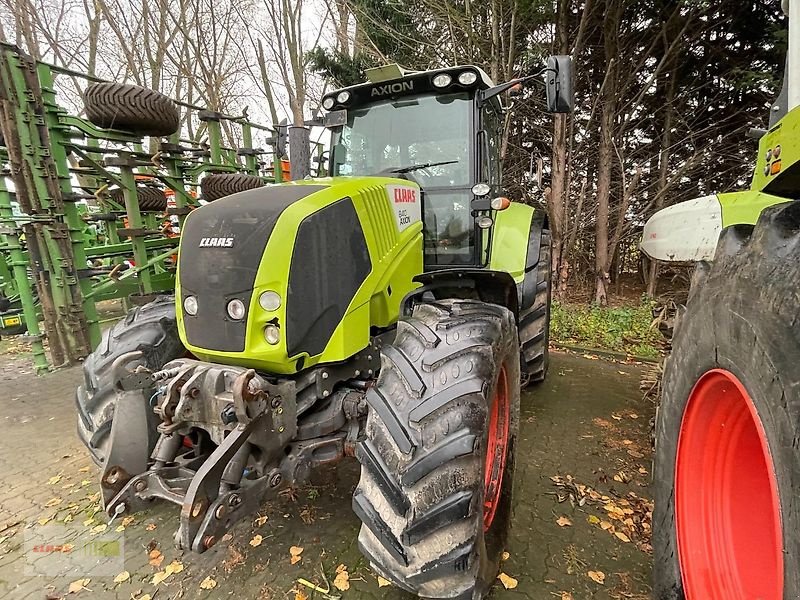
[545,55,574,113]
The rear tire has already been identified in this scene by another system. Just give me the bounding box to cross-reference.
[75,296,185,466]
[201,173,265,201]
[354,299,520,599]
[653,203,800,599]
[84,83,179,137]
[519,230,551,385]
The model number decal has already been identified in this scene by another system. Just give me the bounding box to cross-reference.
[386,185,421,233]
[199,237,234,248]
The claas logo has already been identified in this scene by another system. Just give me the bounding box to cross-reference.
[393,188,417,204]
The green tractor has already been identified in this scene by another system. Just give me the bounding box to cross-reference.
[76,60,572,598]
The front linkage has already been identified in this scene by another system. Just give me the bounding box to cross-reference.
[99,346,377,551]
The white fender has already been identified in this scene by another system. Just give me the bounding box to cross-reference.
[640,195,722,262]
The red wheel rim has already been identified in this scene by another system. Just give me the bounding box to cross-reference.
[483,365,510,531]
[675,369,783,599]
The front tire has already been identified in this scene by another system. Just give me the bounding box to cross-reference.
[519,230,551,385]
[653,203,800,599]
[75,296,185,465]
[354,299,520,599]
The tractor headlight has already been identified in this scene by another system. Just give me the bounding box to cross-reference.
[259,291,282,312]
[458,71,478,85]
[432,73,452,88]
[471,182,490,197]
[226,298,246,320]
[490,197,511,210]
[336,91,351,104]
[477,216,494,229]
[264,324,280,345]
[322,97,335,110]
[183,295,198,316]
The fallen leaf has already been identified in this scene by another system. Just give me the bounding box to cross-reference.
[249,534,263,547]
[64,514,74,524]
[588,570,606,584]
[333,567,350,591]
[165,560,183,575]
[135,596,151,600]
[90,523,108,535]
[615,531,631,543]
[294,591,308,600]
[82,518,94,527]
[600,520,613,530]
[78,466,91,473]
[48,475,63,485]
[556,516,572,527]
[289,545,303,564]
[38,516,52,526]
[501,551,510,561]
[121,516,135,527]
[255,515,268,527]
[113,571,130,584]
[148,549,164,567]
[587,515,600,525]
[561,593,574,600]
[497,572,518,589]
[152,571,170,586]
[145,523,157,531]
[80,480,91,487]
[199,576,217,590]
[45,497,63,508]
[377,576,392,588]
[68,578,91,594]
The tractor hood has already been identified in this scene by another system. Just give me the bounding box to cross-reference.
[175,177,423,374]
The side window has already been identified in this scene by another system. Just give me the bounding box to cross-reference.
[482,105,503,185]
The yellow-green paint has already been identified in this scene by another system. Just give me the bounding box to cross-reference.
[489,202,535,283]
[717,190,788,227]
[716,104,800,227]
[176,177,423,374]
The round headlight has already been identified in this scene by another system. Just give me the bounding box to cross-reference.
[458,71,478,85]
[471,182,491,197]
[432,73,452,88]
[264,324,280,345]
[476,216,494,229]
[336,90,351,104]
[183,295,198,316]
[322,97,335,110]
[226,298,246,320]
[259,291,282,312]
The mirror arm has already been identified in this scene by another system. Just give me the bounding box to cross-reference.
[479,68,546,105]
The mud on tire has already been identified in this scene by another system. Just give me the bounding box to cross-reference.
[109,186,168,212]
[653,202,800,599]
[200,173,265,202]
[84,83,180,137]
[354,299,520,599]
[519,229,551,385]
[75,296,185,466]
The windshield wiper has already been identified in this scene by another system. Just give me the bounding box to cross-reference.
[390,160,458,174]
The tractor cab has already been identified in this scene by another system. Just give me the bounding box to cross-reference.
[321,65,529,267]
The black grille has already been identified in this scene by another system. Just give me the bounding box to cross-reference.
[286,198,372,357]
[179,184,327,352]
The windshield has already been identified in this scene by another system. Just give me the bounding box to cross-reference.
[331,92,471,187]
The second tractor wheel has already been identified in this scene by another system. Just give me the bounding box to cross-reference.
[200,173,265,201]
[83,83,180,137]
[653,202,800,600]
[109,186,168,212]
[519,229,552,385]
[354,299,520,599]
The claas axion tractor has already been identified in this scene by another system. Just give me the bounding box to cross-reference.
[76,59,573,598]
